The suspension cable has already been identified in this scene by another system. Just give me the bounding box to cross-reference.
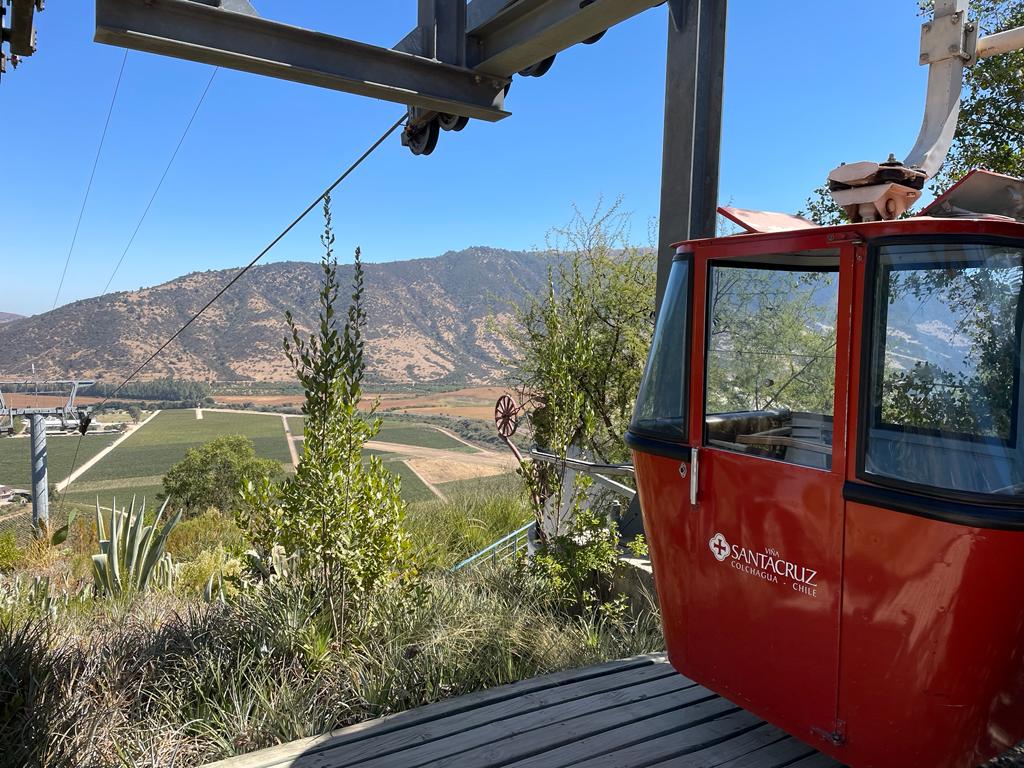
[95,113,405,409]
[52,50,128,311]
[102,67,219,295]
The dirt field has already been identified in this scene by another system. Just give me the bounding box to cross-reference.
[2,394,104,408]
[215,386,506,421]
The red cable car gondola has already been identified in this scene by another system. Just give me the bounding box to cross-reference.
[627,171,1024,768]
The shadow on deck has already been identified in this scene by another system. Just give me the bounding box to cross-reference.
[203,653,842,768]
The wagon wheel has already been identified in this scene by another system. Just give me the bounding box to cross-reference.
[494,394,519,438]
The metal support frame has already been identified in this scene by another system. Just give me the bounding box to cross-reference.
[828,0,1024,222]
[1,0,42,78]
[91,0,730,298]
[7,0,40,55]
[94,0,510,121]
[29,414,48,533]
[418,0,467,65]
[656,0,727,307]
[95,0,663,125]
[904,0,972,179]
[0,379,95,535]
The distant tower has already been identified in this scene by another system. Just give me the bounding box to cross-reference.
[0,379,94,536]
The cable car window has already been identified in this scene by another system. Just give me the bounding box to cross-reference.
[632,259,690,442]
[864,242,1024,497]
[704,263,839,470]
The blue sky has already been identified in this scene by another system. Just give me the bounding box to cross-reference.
[3,1,931,317]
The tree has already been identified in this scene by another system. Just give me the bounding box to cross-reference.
[239,195,410,600]
[506,202,655,466]
[127,405,142,425]
[161,435,279,517]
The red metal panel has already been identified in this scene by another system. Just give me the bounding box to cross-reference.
[836,503,1024,768]
[687,448,844,743]
[632,450,693,666]
[659,243,855,745]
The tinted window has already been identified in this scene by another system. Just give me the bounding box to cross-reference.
[631,259,690,441]
[705,264,838,470]
[865,242,1024,496]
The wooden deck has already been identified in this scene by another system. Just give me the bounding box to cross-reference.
[204,653,843,768]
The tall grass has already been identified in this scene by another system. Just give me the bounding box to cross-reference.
[404,475,531,568]
[0,565,662,768]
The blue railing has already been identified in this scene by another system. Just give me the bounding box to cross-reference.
[453,520,534,572]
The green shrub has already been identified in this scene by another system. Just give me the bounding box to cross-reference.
[0,532,21,573]
[161,435,280,518]
[176,545,244,599]
[166,509,245,562]
[239,198,410,598]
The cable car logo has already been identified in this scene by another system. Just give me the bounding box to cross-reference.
[709,531,819,597]
[709,532,730,562]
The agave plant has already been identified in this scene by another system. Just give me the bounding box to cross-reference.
[92,496,181,596]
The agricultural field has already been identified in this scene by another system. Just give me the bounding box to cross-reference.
[287,415,479,453]
[63,409,294,505]
[0,407,517,543]
[217,385,503,421]
[0,432,118,490]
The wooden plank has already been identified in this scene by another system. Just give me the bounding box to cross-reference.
[786,754,845,767]
[201,654,667,768]
[707,736,819,768]
[296,674,704,768]
[414,694,737,768]
[284,664,687,768]
[510,709,762,768]
[571,718,788,768]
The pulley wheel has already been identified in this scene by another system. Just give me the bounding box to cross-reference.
[518,55,555,78]
[406,119,440,156]
[495,394,519,438]
[582,30,606,44]
[438,113,469,132]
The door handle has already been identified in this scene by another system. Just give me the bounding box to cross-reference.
[690,447,699,506]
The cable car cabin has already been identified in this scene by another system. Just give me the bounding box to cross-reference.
[626,199,1024,768]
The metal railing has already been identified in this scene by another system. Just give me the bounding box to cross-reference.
[528,448,636,499]
[452,520,534,572]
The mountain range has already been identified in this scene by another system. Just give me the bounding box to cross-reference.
[0,248,550,385]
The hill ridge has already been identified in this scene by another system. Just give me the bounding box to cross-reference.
[0,247,548,385]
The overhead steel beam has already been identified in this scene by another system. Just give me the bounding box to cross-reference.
[94,0,510,121]
[398,0,662,75]
[468,0,662,75]
[8,0,41,56]
[418,0,467,65]
[656,0,726,308]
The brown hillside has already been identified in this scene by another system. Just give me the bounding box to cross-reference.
[0,248,549,385]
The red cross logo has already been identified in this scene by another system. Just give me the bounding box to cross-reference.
[709,532,730,562]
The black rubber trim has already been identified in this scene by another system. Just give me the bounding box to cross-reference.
[843,481,1024,531]
[625,430,691,461]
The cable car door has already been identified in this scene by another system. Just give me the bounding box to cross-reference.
[684,247,852,743]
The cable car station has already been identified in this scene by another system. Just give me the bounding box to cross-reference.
[3,0,1024,766]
